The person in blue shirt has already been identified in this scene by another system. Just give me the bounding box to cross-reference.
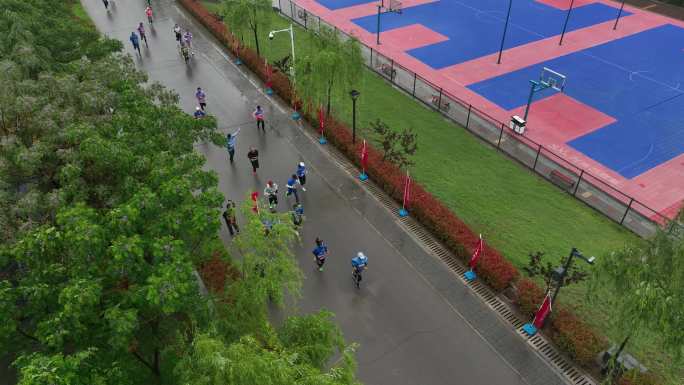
[296,162,307,192]
[351,252,368,288]
[286,174,300,204]
[193,106,206,119]
[312,237,328,271]
[129,32,141,56]
[225,127,240,163]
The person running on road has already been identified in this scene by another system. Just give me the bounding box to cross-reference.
[137,22,148,47]
[193,106,206,119]
[247,146,259,175]
[312,238,328,271]
[173,24,182,43]
[264,180,278,211]
[145,6,153,24]
[183,30,194,54]
[222,200,240,236]
[351,252,368,288]
[286,174,300,204]
[296,162,307,192]
[195,87,207,110]
[253,105,265,131]
[225,127,240,163]
[291,203,304,226]
[129,32,141,56]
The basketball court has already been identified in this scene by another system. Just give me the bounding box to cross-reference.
[292,0,684,219]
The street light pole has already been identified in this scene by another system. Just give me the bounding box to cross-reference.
[269,24,296,83]
[558,0,575,46]
[613,0,626,30]
[350,90,360,143]
[551,248,595,305]
[497,0,513,64]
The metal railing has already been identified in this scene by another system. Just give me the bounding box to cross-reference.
[275,0,681,238]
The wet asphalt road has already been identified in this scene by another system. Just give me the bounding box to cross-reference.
[80,1,567,384]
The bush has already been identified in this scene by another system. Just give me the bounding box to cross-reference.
[618,371,662,385]
[515,278,546,318]
[550,308,608,368]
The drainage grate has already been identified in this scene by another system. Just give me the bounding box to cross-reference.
[301,126,596,385]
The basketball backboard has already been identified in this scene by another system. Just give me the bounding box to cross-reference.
[540,67,566,92]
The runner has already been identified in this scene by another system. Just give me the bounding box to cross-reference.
[264,180,279,211]
[247,146,259,175]
[291,203,304,226]
[222,200,240,236]
[286,174,300,204]
[312,238,328,271]
[351,252,368,289]
[183,30,194,54]
[180,42,190,63]
[102,0,109,11]
[129,32,141,56]
[253,105,265,131]
[145,6,153,24]
[225,127,240,163]
[296,162,307,192]
[193,106,206,119]
[173,24,182,43]
[195,87,207,110]
[137,22,148,47]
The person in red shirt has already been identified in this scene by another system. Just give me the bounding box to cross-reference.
[253,105,265,131]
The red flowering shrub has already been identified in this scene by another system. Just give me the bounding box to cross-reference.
[198,252,240,294]
[550,308,608,368]
[515,278,546,318]
[618,371,662,385]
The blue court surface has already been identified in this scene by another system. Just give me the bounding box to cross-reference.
[468,24,684,179]
[349,0,627,68]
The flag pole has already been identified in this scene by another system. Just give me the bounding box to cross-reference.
[523,289,553,336]
[359,139,369,181]
[398,170,410,217]
[318,104,327,144]
[465,234,483,281]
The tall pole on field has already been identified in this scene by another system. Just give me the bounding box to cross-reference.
[613,0,626,30]
[558,0,575,46]
[497,0,513,64]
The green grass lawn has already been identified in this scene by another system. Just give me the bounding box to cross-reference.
[200,3,682,382]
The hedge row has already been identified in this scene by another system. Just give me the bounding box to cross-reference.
[178,0,645,382]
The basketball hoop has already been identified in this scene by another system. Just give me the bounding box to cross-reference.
[389,0,402,13]
[522,67,567,122]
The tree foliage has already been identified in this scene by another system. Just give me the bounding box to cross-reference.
[221,0,273,56]
[369,119,417,170]
[297,26,363,115]
[523,251,588,293]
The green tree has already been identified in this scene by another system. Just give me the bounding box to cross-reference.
[221,0,272,57]
[298,27,363,115]
[589,227,684,383]
[369,119,418,170]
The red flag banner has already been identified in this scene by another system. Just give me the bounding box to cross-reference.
[265,64,273,89]
[318,106,325,136]
[468,236,484,269]
[402,171,411,210]
[360,140,368,172]
[532,292,552,329]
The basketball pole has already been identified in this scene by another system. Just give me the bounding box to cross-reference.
[613,0,626,30]
[497,0,513,64]
[558,0,575,46]
[523,81,537,122]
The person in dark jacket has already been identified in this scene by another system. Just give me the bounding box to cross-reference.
[222,200,239,236]
[247,146,259,175]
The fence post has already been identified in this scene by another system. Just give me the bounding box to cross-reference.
[466,105,472,128]
[533,145,542,170]
[370,47,373,67]
[437,88,443,110]
[319,16,321,30]
[290,1,294,18]
[573,170,584,196]
[412,73,417,96]
[278,0,282,12]
[304,12,308,29]
[620,198,634,225]
[390,59,395,83]
[497,123,504,148]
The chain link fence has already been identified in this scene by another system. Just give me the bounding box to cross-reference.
[274,0,682,238]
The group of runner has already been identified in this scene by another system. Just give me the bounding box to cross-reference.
[126,6,195,62]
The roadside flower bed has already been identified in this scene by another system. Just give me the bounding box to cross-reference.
[179,0,633,381]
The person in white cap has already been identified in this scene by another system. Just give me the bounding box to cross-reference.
[193,106,206,119]
[295,162,307,192]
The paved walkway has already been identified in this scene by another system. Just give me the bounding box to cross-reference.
[82,1,569,384]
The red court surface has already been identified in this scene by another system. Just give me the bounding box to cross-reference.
[294,0,684,219]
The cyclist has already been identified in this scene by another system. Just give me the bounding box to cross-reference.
[183,30,194,54]
[312,238,328,271]
[173,24,182,44]
[145,6,153,24]
[351,252,368,288]
[137,22,148,47]
[264,180,278,211]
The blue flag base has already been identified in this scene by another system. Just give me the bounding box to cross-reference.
[265,88,273,95]
[359,172,368,181]
[464,270,477,281]
[319,137,327,144]
[398,208,409,217]
[235,58,242,65]
[292,111,301,120]
[522,323,538,336]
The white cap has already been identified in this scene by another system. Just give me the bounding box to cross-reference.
[196,106,201,110]
[357,252,365,258]
[299,162,305,167]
